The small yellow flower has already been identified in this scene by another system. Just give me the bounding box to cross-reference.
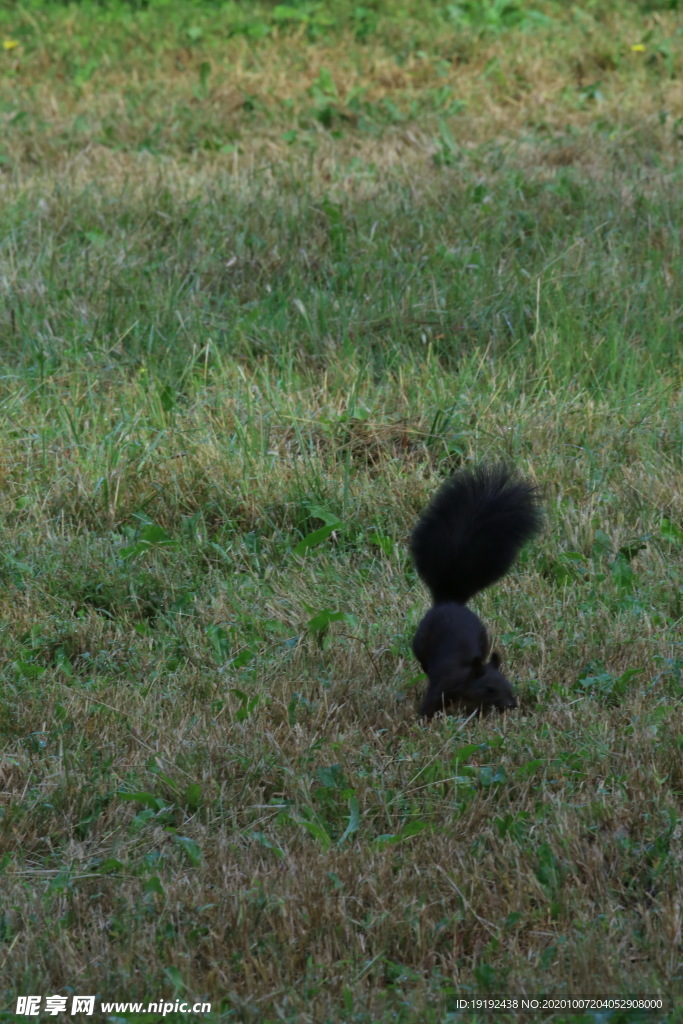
[3,39,19,50]
[631,44,646,52]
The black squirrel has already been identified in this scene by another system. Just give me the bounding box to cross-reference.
[410,463,541,718]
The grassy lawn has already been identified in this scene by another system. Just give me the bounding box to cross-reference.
[0,1,682,1021]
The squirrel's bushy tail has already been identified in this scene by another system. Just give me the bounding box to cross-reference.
[410,463,541,605]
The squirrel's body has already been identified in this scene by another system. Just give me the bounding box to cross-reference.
[410,464,541,718]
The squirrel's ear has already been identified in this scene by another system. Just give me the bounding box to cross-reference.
[472,656,485,677]
[490,651,501,669]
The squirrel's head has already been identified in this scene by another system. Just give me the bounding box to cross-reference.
[420,651,518,719]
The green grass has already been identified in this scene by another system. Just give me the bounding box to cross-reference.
[0,1,682,1022]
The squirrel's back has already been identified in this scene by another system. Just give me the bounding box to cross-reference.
[410,463,541,605]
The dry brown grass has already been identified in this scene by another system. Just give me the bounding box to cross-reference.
[1,358,682,1017]
[0,1,682,1019]
[1,4,682,177]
